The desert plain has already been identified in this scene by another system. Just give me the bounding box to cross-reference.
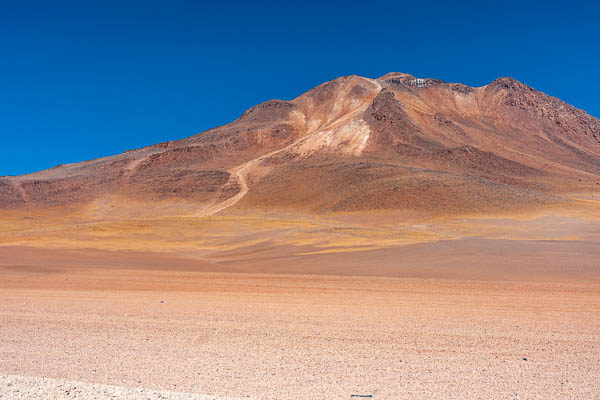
[1,205,600,399]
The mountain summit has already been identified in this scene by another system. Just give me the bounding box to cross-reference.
[1,73,599,217]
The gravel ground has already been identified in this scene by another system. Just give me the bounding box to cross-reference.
[1,262,599,399]
[0,375,239,399]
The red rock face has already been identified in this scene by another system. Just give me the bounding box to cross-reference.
[1,73,599,215]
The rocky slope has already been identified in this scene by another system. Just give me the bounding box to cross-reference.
[2,73,599,216]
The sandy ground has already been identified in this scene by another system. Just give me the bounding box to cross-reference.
[1,243,600,399]
[0,375,238,399]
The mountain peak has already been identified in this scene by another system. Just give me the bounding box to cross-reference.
[377,73,444,91]
[489,76,528,90]
[378,72,416,81]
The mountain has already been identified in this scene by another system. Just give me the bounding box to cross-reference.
[2,73,599,220]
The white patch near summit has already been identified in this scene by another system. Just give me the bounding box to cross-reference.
[294,118,371,156]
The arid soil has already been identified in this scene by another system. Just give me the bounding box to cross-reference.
[0,375,236,399]
[1,242,600,399]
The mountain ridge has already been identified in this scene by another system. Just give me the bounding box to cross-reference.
[1,73,599,217]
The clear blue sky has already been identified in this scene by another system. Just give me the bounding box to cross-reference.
[1,0,599,175]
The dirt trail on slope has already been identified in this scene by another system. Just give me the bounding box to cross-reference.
[11,180,30,206]
[195,103,374,217]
